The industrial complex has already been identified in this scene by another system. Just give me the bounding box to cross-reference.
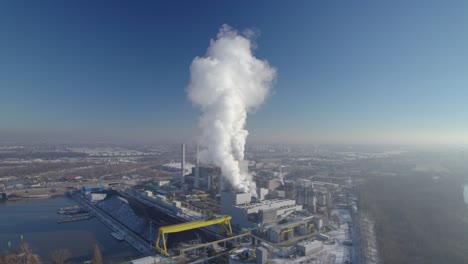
[60,143,362,264]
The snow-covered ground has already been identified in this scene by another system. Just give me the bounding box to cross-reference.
[356,212,380,264]
[269,209,353,264]
[322,209,352,263]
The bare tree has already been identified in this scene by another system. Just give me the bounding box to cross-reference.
[50,249,71,264]
[20,243,41,264]
[92,244,102,264]
[0,251,19,264]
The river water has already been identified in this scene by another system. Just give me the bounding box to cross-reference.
[0,197,141,263]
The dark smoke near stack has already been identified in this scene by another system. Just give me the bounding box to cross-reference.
[187,25,276,196]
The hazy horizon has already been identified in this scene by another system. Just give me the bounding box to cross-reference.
[1,128,467,148]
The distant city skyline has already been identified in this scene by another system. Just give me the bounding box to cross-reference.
[1,1,467,145]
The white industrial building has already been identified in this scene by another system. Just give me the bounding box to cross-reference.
[221,191,302,229]
[228,247,268,264]
[266,215,322,243]
[128,256,166,264]
[297,240,323,256]
[160,162,194,176]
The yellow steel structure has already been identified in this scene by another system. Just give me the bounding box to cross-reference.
[155,215,233,256]
[196,193,209,199]
[280,227,294,240]
[279,223,304,240]
[179,232,251,258]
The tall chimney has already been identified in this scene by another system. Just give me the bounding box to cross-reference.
[194,144,200,188]
[219,174,224,194]
[181,143,185,184]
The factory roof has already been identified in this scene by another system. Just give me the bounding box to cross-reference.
[270,217,310,231]
[235,198,295,209]
[161,162,195,169]
[81,186,105,193]
[128,256,166,264]
[298,239,323,247]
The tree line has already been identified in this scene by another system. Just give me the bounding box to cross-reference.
[0,243,103,264]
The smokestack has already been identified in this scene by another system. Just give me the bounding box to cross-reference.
[181,143,185,184]
[194,144,200,188]
[219,174,224,194]
[279,166,284,184]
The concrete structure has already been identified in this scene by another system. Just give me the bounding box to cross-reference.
[297,240,323,256]
[221,191,252,208]
[258,188,269,200]
[181,143,185,184]
[316,233,330,241]
[191,165,222,191]
[128,256,165,264]
[258,208,277,224]
[317,191,327,207]
[269,190,285,198]
[155,179,170,187]
[138,191,186,214]
[256,246,268,264]
[229,248,256,264]
[219,174,225,194]
[160,163,194,177]
[297,179,339,190]
[296,185,317,212]
[268,219,308,243]
[265,214,319,243]
[268,179,282,190]
[85,193,106,203]
[194,144,200,188]
[81,186,105,194]
[221,191,302,228]
[314,217,323,231]
[311,181,339,190]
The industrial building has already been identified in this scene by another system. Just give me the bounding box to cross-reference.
[297,240,323,256]
[81,186,105,194]
[191,165,223,191]
[160,162,194,177]
[229,247,268,264]
[128,256,166,264]
[296,185,317,211]
[221,191,302,229]
[75,143,351,262]
[261,211,322,243]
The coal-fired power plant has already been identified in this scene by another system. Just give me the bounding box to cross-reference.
[61,25,353,264]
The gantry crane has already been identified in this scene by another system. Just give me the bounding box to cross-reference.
[155,215,233,256]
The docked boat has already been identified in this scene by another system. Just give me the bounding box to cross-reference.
[110,232,125,241]
[57,205,86,215]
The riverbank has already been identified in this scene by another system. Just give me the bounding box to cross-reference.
[357,173,468,263]
[0,196,141,263]
[3,187,70,201]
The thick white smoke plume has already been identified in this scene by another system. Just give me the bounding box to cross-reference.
[188,25,276,196]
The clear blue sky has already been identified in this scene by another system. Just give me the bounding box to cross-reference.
[1,0,467,144]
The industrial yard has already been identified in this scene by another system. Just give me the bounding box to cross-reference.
[4,143,467,264]
[31,143,367,264]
